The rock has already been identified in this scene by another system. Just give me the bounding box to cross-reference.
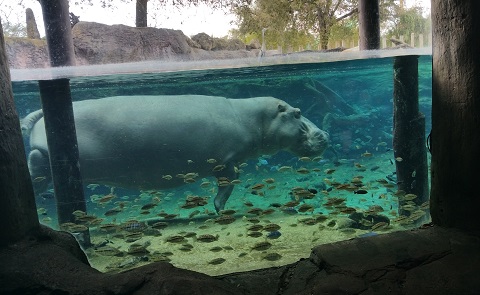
[25,8,41,39]
[247,39,261,50]
[191,33,245,51]
[191,33,214,50]
[72,21,193,65]
[0,225,242,295]
[6,22,256,69]
[5,37,49,68]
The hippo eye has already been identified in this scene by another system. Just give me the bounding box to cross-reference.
[278,104,287,112]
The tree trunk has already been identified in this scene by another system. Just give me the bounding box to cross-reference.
[136,0,149,27]
[431,0,480,230]
[39,0,75,66]
[0,19,40,246]
[358,0,380,50]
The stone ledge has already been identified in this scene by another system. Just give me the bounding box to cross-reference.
[1,226,479,294]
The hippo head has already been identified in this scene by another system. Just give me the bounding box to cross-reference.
[264,99,329,157]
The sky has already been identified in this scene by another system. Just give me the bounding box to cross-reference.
[1,0,430,38]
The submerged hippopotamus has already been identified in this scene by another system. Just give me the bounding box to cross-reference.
[22,95,329,212]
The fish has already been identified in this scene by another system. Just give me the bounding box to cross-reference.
[361,151,373,157]
[266,231,282,239]
[32,176,47,182]
[278,166,293,172]
[298,156,312,162]
[251,183,265,190]
[354,189,368,194]
[212,164,226,171]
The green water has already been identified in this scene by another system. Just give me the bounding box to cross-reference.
[12,55,433,275]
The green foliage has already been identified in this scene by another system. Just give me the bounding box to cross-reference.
[382,3,431,45]
[1,20,27,37]
[0,1,27,37]
[231,0,359,51]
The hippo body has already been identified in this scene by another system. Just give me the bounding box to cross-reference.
[24,95,329,211]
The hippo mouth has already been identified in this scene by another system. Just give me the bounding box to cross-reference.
[299,122,330,156]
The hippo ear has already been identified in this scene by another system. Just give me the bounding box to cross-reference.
[278,104,287,113]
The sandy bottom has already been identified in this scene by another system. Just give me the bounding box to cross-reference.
[38,149,428,276]
[85,213,410,276]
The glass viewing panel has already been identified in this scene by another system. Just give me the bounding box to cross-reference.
[12,50,432,276]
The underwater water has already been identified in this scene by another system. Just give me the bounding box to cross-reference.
[12,53,432,276]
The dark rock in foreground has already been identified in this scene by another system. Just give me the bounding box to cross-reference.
[1,225,479,294]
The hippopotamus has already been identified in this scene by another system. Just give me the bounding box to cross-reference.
[22,95,329,212]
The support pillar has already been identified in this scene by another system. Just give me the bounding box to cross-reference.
[393,55,429,224]
[431,0,480,230]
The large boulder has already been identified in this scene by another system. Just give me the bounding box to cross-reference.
[191,33,214,51]
[5,22,257,69]
[72,21,193,64]
[191,33,246,51]
[5,37,49,68]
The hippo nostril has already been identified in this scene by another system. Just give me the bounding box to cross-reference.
[294,109,301,119]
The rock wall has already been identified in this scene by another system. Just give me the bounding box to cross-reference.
[5,21,258,69]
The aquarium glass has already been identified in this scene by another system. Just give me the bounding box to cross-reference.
[12,50,432,276]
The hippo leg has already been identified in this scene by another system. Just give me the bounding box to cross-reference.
[213,162,239,213]
[28,149,51,194]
